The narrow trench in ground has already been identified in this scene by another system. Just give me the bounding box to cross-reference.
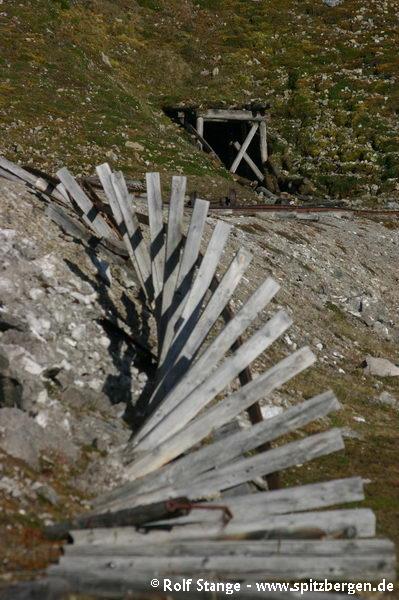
[164,108,264,182]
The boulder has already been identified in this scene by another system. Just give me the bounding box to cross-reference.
[363,356,399,377]
[0,407,78,469]
[378,391,399,411]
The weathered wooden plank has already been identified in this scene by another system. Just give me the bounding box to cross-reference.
[119,428,344,510]
[70,508,376,545]
[181,117,221,158]
[134,309,292,455]
[189,429,344,498]
[56,167,115,239]
[0,156,67,205]
[233,141,264,181]
[198,109,265,122]
[186,477,365,525]
[0,166,23,183]
[45,570,355,600]
[259,120,268,165]
[177,220,231,326]
[66,537,394,558]
[158,176,186,352]
[121,346,315,485]
[110,171,154,303]
[159,198,209,361]
[196,116,204,151]
[142,247,254,435]
[146,172,165,301]
[136,277,279,446]
[230,123,259,173]
[96,164,151,301]
[54,552,396,581]
[94,390,338,512]
[143,390,340,495]
[140,220,231,413]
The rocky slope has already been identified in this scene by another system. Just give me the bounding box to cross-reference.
[0,177,156,578]
[0,0,398,201]
[0,174,398,587]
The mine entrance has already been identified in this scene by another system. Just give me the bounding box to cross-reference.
[164,107,268,183]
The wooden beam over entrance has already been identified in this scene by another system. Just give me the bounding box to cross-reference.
[198,109,265,122]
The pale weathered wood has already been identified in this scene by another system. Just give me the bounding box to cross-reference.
[230,123,259,173]
[93,390,338,511]
[159,198,209,362]
[54,552,396,581]
[233,141,264,181]
[135,277,280,445]
[70,508,376,545]
[142,247,253,435]
[158,176,186,352]
[259,120,268,165]
[0,166,23,183]
[146,172,165,302]
[209,477,364,517]
[45,570,355,600]
[96,163,152,302]
[199,109,265,122]
[188,429,345,498]
[122,346,315,484]
[141,220,231,413]
[110,171,154,303]
[146,390,340,492]
[134,309,292,455]
[0,156,67,205]
[56,167,115,239]
[66,537,393,558]
[178,220,231,325]
[196,116,204,151]
[118,429,344,511]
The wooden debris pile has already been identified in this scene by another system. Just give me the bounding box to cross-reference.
[0,156,396,599]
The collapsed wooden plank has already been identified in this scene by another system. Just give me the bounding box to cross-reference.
[45,570,355,600]
[70,509,377,545]
[0,155,67,205]
[143,247,254,429]
[146,172,165,304]
[53,552,396,581]
[114,429,344,511]
[158,176,186,350]
[93,390,339,512]
[159,198,210,362]
[119,347,314,486]
[127,310,293,466]
[65,537,394,558]
[57,167,115,240]
[95,164,153,302]
[142,277,280,442]
[110,170,154,303]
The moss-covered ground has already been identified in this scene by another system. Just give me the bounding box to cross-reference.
[0,0,398,199]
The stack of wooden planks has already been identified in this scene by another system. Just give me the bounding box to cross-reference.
[0,156,396,599]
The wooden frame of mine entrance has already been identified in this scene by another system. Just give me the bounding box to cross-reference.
[195,109,268,181]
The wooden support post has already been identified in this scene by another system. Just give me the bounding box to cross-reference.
[196,116,204,151]
[259,119,268,165]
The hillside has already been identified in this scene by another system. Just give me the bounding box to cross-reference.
[0,174,398,592]
[0,0,398,201]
